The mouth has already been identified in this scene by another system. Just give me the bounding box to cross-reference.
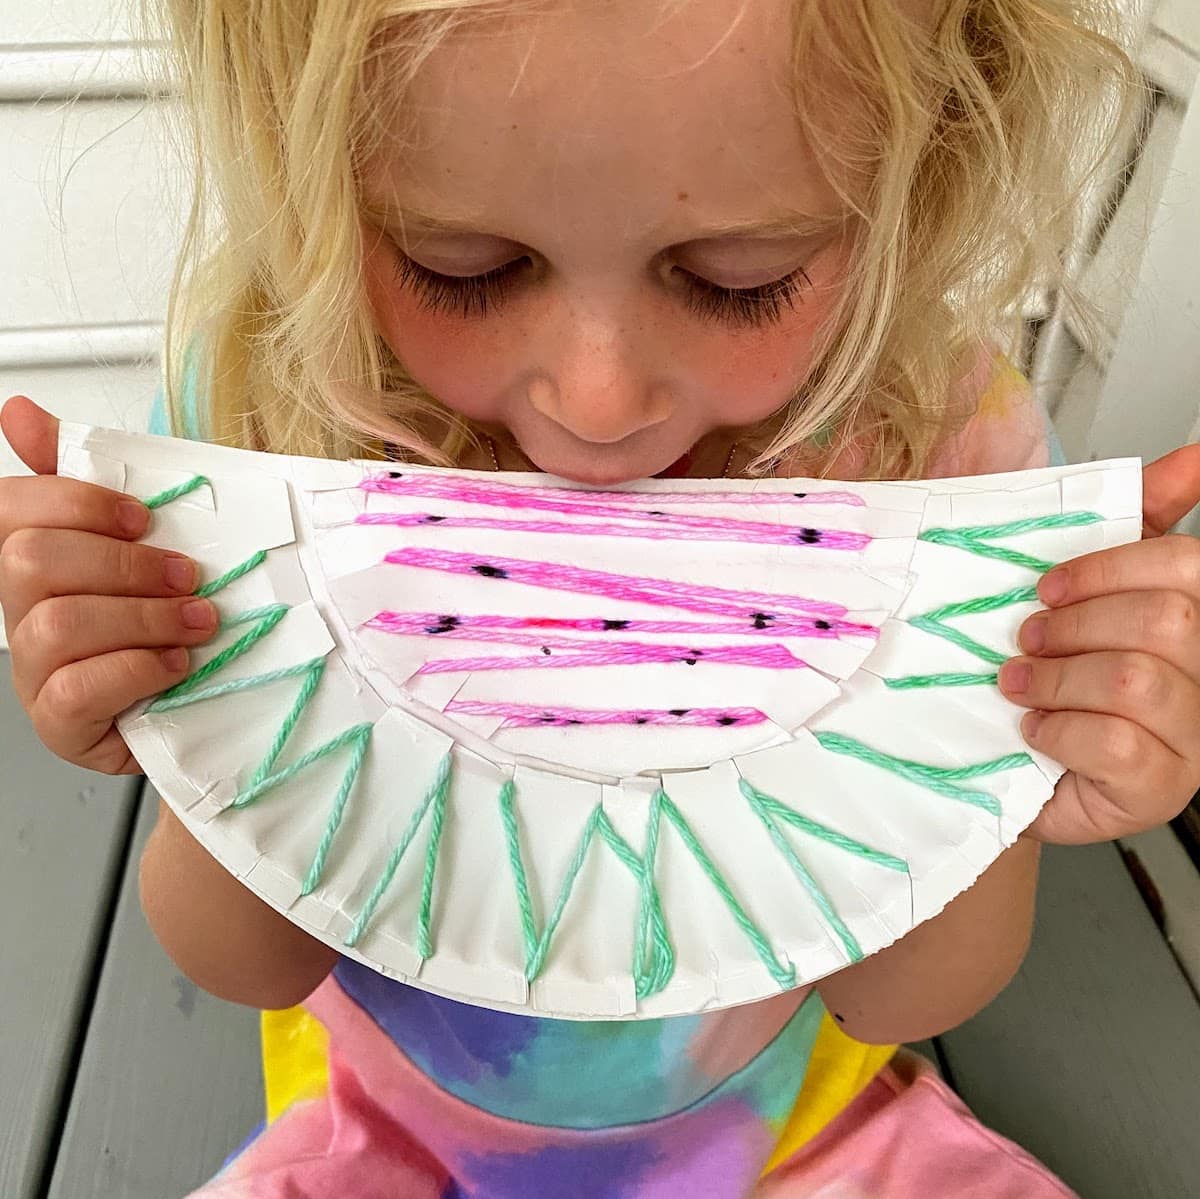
[652,449,695,479]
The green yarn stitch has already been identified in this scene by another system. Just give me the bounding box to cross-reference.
[345,752,452,949]
[885,671,999,690]
[738,778,909,964]
[919,511,1102,574]
[814,731,1033,816]
[144,474,209,509]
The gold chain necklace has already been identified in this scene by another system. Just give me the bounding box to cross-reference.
[484,434,741,479]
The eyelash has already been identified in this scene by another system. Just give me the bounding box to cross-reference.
[391,252,813,328]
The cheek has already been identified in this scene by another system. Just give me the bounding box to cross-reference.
[362,238,512,421]
[689,282,845,422]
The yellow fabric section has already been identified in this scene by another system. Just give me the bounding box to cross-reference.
[760,1013,898,1176]
[261,1005,332,1125]
[976,352,1027,421]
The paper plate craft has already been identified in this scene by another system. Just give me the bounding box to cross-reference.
[55,423,1143,1019]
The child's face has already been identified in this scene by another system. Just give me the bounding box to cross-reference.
[359,0,860,482]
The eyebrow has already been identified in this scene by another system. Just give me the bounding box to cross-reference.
[362,201,847,242]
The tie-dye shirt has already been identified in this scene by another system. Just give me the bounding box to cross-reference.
[157,343,1074,1198]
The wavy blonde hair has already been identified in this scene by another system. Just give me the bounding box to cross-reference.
[137,0,1143,479]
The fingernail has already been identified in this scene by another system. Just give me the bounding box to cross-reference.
[1039,568,1068,605]
[162,647,189,671]
[180,598,216,629]
[163,554,196,592]
[117,499,149,537]
[1000,659,1032,693]
[1022,711,1045,741]
[1020,615,1047,654]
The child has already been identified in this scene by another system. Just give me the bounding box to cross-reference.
[2,1,1199,1195]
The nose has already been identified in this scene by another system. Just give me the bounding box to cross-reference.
[528,306,674,444]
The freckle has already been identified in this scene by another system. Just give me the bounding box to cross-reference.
[676,191,689,201]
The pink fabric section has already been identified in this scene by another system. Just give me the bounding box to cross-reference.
[756,1049,1078,1198]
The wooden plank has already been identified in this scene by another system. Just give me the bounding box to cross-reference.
[0,659,140,1199]
[940,842,1200,1199]
[47,787,264,1199]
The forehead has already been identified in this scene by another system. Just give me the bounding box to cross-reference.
[364,0,849,241]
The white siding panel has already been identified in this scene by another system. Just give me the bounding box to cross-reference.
[0,97,187,330]
[0,0,137,46]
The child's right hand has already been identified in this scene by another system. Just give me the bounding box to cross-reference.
[0,395,219,774]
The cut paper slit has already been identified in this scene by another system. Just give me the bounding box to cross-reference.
[48,421,1144,1019]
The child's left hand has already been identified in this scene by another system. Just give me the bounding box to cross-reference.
[999,443,1200,844]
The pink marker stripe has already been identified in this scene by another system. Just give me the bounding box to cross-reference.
[385,547,848,619]
[357,511,867,550]
[366,611,877,640]
[363,472,865,510]
[445,700,769,728]
[417,642,806,674]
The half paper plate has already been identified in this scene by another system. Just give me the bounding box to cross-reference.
[57,423,1143,1019]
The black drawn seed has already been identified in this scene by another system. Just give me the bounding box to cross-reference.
[648,510,665,517]
[603,619,630,631]
[634,717,648,724]
[422,514,446,523]
[797,528,822,544]
[793,491,807,498]
[541,646,551,655]
[567,719,583,725]
[472,563,507,578]
[540,713,556,722]
[668,708,690,716]
[387,471,403,479]
[717,715,738,726]
[815,619,831,631]
[751,612,771,629]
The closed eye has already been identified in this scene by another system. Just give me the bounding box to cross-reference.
[392,252,812,328]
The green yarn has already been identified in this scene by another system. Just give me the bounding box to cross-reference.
[417,761,450,959]
[150,603,288,706]
[919,511,1102,573]
[297,723,373,894]
[143,474,209,509]
[739,778,909,964]
[885,671,999,690]
[814,731,1033,816]
[498,779,538,962]
[195,550,268,598]
[147,655,317,713]
[657,790,795,989]
[345,753,452,949]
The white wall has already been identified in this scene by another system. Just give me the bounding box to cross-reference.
[0,6,185,483]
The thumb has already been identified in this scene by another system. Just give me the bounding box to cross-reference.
[0,395,61,476]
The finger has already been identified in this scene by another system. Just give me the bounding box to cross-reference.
[1021,711,1189,843]
[1035,534,1200,609]
[10,594,217,709]
[31,646,192,771]
[0,527,198,633]
[1142,443,1200,536]
[0,475,150,548]
[0,394,60,475]
[999,650,1200,760]
[1018,590,1200,687]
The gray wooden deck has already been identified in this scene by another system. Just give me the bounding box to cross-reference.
[3,662,1199,1199]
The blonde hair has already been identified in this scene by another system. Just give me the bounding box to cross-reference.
[138,0,1143,479]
